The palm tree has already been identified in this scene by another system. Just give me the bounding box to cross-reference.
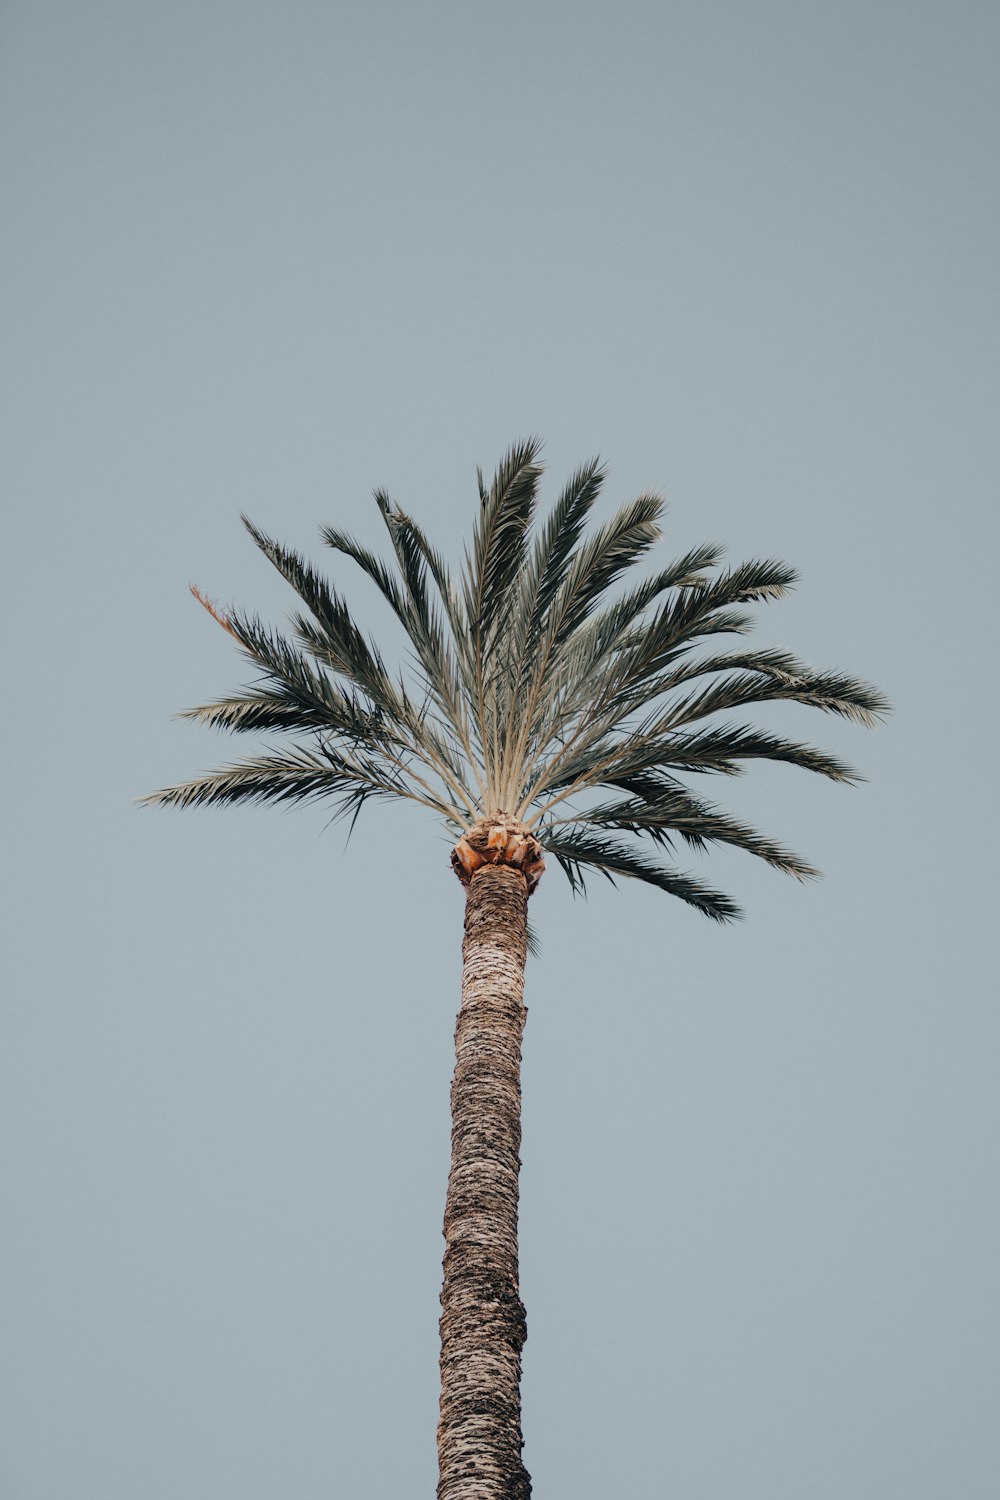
[145,440,887,1499]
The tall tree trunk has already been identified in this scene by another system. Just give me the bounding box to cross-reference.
[438,860,531,1500]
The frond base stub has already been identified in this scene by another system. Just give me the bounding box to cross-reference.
[451,815,546,895]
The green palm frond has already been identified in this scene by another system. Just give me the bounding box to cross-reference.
[652,724,862,782]
[208,607,394,744]
[577,543,728,662]
[144,744,424,814]
[602,558,799,700]
[542,826,742,922]
[178,694,313,734]
[464,438,544,645]
[368,495,472,736]
[568,786,818,879]
[657,668,890,732]
[320,522,412,622]
[146,442,887,922]
[545,491,665,651]
[519,458,606,633]
[498,460,606,743]
[493,488,667,804]
[242,518,402,717]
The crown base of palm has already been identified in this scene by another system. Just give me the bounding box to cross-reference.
[451,815,546,895]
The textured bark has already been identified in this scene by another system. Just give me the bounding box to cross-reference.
[438,855,532,1500]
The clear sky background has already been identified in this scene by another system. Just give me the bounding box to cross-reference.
[2,2,997,1496]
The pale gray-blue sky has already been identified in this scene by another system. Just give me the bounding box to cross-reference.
[2,2,997,1496]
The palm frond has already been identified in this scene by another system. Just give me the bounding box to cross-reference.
[603,558,798,701]
[143,745,412,813]
[541,826,742,922]
[655,668,891,732]
[546,491,665,650]
[378,503,471,667]
[571,788,818,878]
[463,438,544,644]
[525,720,859,825]
[326,495,470,771]
[207,554,477,817]
[242,517,400,715]
[207,606,395,745]
[178,692,337,734]
[519,459,606,631]
[576,542,727,660]
[498,490,666,802]
[657,724,862,782]
[510,543,729,749]
[320,523,412,622]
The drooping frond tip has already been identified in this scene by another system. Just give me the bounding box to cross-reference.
[148,442,888,924]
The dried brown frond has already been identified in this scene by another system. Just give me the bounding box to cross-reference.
[190,584,241,641]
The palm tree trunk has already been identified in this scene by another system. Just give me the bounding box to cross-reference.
[438,860,531,1500]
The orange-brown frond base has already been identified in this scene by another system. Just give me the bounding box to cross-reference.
[451,814,545,895]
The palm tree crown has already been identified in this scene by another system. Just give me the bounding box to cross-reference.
[146,439,887,920]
